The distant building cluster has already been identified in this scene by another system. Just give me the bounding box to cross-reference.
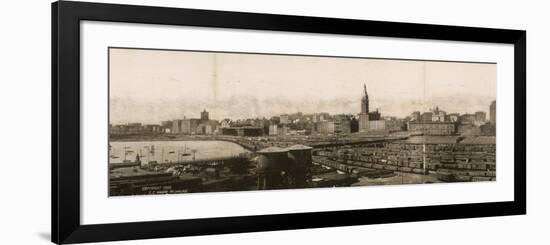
[109,122,162,135]
[406,102,496,136]
[109,84,496,137]
[171,109,219,135]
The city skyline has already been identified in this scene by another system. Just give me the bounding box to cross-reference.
[109,48,496,124]
[108,48,498,197]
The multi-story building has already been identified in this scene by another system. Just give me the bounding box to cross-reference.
[172,118,201,134]
[367,120,386,131]
[350,116,359,133]
[480,123,496,136]
[431,107,446,122]
[315,121,335,135]
[333,114,351,135]
[385,119,405,132]
[109,123,137,135]
[279,125,289,136]
[411,111,421,121]
[361,84,369,114]
[312,113,327,123]
[268,124,278,136]
[460,114,476,124]
[221,126,264,136]
[358,84,370,132]
[205,124,213,134]
[312,114,320,123]
[420,112,433,122]
[447,113,460,122]
[160,120,173,133]
[368,110,381,121]
[280,114,290,124]
[143,124,161,133]
[197,120,218,135]
[200,109,209,121]
[110,123,162,135]
[319,113,330,122]
[269,116,280,125]
[171,119,182,134]
[475,111,486,122]
[490,100,496,126]
[172,110,218,134]
[358,113,369,132]
[408,122,456,136]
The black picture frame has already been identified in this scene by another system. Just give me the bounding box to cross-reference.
[52,1,526,244]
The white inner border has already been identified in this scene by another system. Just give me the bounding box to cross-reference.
[81,21,515,225]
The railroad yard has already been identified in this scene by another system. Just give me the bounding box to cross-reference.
[109,135,496,196]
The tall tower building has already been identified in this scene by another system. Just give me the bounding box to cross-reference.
[358,83,370,132]
[489,100,496,126]
[361,84,369,114]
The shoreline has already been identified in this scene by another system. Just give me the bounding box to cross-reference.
[110,134,259,151]
[108,133,411,152]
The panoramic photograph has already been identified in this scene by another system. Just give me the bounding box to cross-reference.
[108,47,497,197]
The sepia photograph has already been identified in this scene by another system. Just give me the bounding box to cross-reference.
[108,47,497,197]
[48,2,529,244]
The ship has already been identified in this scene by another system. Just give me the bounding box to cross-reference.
[180,144,192,156]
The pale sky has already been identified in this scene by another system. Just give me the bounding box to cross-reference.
[109,48,496,124]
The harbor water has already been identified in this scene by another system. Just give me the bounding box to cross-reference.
[109,140,249,164]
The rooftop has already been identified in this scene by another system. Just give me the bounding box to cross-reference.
[257,146,288,153]
[286,144,313,151]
